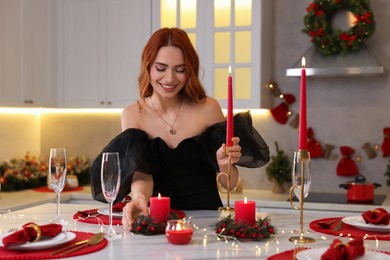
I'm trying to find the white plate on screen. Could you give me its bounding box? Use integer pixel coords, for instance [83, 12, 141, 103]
[0, 231, 76, 251]
[342, 216, 390, 232]
[97, 208, 123, 218]
[297, 248, 390, 260]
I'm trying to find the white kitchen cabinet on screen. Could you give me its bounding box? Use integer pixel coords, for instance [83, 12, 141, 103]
[151, 0, 272, 109]
[0, 0, 57, 107]
[59, 0, 151, 108]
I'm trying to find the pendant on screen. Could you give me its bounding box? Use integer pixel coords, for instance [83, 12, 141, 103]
[170, 129, 176, 135]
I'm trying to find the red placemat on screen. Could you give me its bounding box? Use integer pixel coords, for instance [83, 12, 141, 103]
[310, 217, 390, 241]
[0, 231, 107, 259]
[73, 208, 186, 226]
[33, 186, 84, 193]
[73, 209, 123, 226]
[267, 248, 308, 260]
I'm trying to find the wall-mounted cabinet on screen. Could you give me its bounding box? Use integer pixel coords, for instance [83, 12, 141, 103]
[58, 0, 150, 108]
[0, 0, 57, 107]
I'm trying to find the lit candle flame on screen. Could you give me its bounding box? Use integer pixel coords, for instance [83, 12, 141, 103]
[301, 57, 306, 68]
[244, 196, 247, 204]
[158, 193, 161, 199]
[228, 65, 232, 75]
[176, 223, 182, 231]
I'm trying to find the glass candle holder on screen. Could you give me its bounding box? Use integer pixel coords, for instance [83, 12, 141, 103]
[165, 219, 194, 245]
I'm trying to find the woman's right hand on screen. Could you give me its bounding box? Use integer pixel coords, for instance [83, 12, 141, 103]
[122, 196, 149, 231]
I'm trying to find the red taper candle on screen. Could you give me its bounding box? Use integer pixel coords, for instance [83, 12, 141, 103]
[298, 57, 308, 150]
[226, 66, 234, 147]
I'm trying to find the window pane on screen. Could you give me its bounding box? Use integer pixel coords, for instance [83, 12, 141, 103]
[235, 31, 251, 63]
[180, 0, 196, 28]
[235, 68, 251, 99]
[235, 0, 251, 26]
[214, 67, 229, 99]
[214, 0, 231, 27]
[187, 32, 196, 49]
[161, 0, 177, 27]
[214, 32, 230, 64]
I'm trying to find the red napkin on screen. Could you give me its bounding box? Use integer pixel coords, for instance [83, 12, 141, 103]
[112, 201, 127, 212]
[2, 222, 62, 249]
[362, 208, 390, 225]
[321, 237, 365, 260]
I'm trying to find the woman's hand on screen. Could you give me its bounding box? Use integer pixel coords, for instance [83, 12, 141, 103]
[217, 136, 241, 166]
[122, 196, 149, 231]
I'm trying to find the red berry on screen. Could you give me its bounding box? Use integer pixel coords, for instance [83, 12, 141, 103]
[252, 233, 257, 238]
[142, 221, 147, 226]
[230, 229, 235, 234]
[150, 226, 155, 232]
[136, 226, 142, 232]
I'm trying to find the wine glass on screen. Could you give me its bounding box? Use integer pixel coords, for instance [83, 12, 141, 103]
[101, 152, 121, 238]
[292, 151, 311, 202]
[49, 148, 67, 224]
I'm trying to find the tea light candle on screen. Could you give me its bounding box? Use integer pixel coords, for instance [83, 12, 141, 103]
[165, 220, 194, 245]
[149, 193, 170, 223]
[234, 197, 256, 225]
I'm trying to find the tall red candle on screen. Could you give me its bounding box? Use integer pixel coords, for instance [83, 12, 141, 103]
[234, 197, 256, 225]
[298, 57, 308, 150]
[226, 66, 234, 147]
[149, 193, 170, 223]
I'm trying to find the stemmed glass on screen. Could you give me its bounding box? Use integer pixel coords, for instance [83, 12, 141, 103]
[101, 152, 121, 238]
[49, 148, 67, 224]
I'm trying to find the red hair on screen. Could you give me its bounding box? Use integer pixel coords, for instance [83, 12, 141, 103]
[138, 28, 206, 108]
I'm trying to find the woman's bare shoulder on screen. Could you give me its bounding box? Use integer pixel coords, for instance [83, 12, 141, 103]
[200, 96, 224, 124]
[121, 101, 142, 131]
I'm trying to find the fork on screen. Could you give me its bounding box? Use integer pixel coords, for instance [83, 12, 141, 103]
[7, 228, 18, 233]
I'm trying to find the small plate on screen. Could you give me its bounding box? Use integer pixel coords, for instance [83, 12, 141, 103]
[342, 216, 390, 232]
[0, 231, 76, 251]
[97, 208, 123, 218]
[297, 248, 389, 260]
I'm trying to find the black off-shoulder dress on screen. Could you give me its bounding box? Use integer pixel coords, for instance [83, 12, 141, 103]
[90, 111, 270, 210]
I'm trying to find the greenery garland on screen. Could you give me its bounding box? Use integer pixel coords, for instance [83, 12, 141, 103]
[303, 0, 375, 55]
[213, 214, 276, 241]
[131, 211, 183, 235]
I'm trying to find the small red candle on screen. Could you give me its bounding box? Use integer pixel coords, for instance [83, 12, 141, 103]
[298, 57, 308, 150]
[234, 197, 256, 225]
[226, 65, 234, 147]
[165, 220, 194, 245]
[149, 193, 170, 223]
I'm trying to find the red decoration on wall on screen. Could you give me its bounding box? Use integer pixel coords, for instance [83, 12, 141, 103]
[382, 127, 390, 158]
[307, 127, 323, 158]
[337, 146, 358, 177]
[270, 93, 296, 125]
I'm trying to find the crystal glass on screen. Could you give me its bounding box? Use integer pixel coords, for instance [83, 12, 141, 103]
[49, 148, 67, 224]
[101, 152, 121, 238]
[292, 151, 311, 202]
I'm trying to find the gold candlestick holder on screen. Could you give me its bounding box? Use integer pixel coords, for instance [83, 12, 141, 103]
[216, 158, 235, 212]
[289, 150, 315, 243]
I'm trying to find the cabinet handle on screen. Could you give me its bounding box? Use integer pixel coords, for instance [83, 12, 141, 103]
[107, 101, 112, 105]
[24, 100, 34, 104]
[100, 101, 105, 105]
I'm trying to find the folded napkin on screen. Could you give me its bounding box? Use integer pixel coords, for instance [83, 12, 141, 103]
[362, 208, 390, 225]
[2, 222, 62, 249]
[112, 195, 131, 212]
[321, 237, 365, 260]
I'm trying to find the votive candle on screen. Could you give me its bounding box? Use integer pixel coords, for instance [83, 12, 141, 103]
[234, 197, 256, 225]
[149, 193, 170, 223]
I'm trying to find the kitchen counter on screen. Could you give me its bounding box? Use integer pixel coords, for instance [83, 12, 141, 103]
[1, 187, 389, 214]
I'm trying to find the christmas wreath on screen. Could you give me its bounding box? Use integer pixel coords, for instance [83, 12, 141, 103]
[213, 214, 276, 241]
[303, 0, 375, 55]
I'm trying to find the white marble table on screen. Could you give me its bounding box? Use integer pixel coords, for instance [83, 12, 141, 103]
[1, 203, 390, 259]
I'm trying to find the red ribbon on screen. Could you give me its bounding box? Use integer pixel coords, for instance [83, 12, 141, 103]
[339, 33, 357, 47]
[309, 27, 324, 41]
[354, 12, 373, 24]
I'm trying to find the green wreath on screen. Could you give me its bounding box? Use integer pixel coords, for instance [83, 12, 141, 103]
[303, 0, 375, 55]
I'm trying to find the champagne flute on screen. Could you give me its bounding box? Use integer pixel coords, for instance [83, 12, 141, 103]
[101, 152, 121, 238]
[49, 148, 67, 224]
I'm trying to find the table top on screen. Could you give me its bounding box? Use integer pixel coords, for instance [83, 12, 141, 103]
[1, 203, 389, 259]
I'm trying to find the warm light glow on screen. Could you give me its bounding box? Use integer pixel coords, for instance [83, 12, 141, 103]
[161, 0, 177, 27]
[214, 0, 231, 27]
[0, 107, 122, 115]
[176, 223, 182, 231]
[235, 0, 252, 26]
[180, 0, 196, 28]
[301, 57, 306, 68]
[158, 193, 161, 199]
[244, 196, 247, 204]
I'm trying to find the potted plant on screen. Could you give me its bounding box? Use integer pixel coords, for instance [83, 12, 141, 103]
[266, 142, 292, 193]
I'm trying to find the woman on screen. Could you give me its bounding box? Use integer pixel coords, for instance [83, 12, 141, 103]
[90, 28, 270, 231]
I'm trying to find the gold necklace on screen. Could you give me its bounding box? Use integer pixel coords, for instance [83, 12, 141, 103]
[151, 98, 182, 135]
